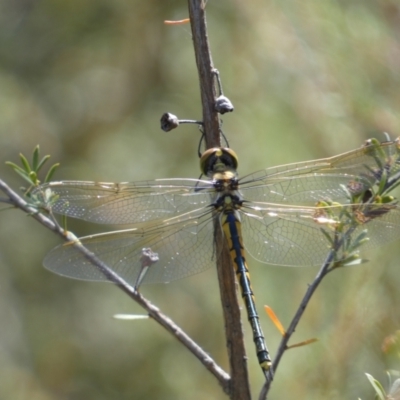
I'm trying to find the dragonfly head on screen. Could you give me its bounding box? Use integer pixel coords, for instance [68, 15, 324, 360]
[200, 148, 238, 177]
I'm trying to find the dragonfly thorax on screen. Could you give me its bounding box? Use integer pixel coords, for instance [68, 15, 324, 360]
[212, 175, 243, 215]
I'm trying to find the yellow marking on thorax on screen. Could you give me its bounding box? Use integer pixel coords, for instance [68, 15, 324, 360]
[213, 170, 236, 181]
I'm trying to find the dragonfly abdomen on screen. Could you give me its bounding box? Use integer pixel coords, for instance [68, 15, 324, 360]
[222, 210, 272, 373]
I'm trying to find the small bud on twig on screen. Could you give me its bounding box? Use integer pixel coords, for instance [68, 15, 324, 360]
[160, 113, 203, 132]
[215, 95, 234, 114]
[160, 113, 180, 132]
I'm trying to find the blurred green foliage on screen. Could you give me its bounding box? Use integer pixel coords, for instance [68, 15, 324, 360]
[1, 0, 400, 399]
[5, 145, 59, 187]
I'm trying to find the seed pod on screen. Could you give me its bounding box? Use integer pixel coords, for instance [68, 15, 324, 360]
[215, 95, 234, 114]
[160, 112, 180, 132]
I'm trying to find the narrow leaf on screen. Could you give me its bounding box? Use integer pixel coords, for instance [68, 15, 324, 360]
[387, 177, 400, 193]
[342, 257, 368, 267]
[19, 153, 31, 173]
[164, 19, 190, 25]
[351, 230, 369, 247]
[320, 227, 334, 246]
[378, 168, 388, 195]
[113, 314, 149, 320]
[29, 171, 38, 185]
[287, 338, 318, 349]
[388, 378, 400, 397]
[5, 163, 32, 184]
[365, 373, 386, 400]
[36, 154, 51, 173]
[32, 145, 40, 171]
[44, 163, 60, 183]
[264, 305, 286, 336]
[5, 161, 28, 176]
[62, 214, 68, 231]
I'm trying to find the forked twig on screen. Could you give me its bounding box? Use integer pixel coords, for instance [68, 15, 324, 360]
[260, 243, 339, 398]
[0, 179, 231, 393]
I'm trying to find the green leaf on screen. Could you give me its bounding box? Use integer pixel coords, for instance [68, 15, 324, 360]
[29, 171, 38, 185]
[364, 138, 386, 171]
[350, 230, 369, 251]
[5, 162, 32, 184]
[342, 256, 368, 267]
[320, 228, 334, 246]
[36, 154, 51, 173]
[62, 214, 68, 230]
[378, 168, 388, 195]
[32, 145, 40, 171]
[365, 373, 386, 400]
[386, 177, 400, 194]
[19, 153, 31, 174]
[389, 378, 400, 397]
[7, 148, 59, 189]
[5, 161, 28, 176]
[12, 168, 31, 183]
[44, 163, 60, 183]
[339, 184, 352, 201]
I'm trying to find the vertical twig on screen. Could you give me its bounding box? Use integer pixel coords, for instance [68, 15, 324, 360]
[188, 1, 252, 399]
[188, 0, 220, 149]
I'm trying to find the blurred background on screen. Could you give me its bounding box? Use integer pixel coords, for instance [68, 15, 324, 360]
[1, 0, 400, 399]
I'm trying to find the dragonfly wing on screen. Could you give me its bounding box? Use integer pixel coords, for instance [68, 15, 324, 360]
[43, 208, 217, 285]
[240, 140, 400, 205]
[356, 206, 400, 247]
[241, 172, 352, 205]
[241, 206, 329, 266]
[31, 179, 214, 225]
[241, 203, 400, 267]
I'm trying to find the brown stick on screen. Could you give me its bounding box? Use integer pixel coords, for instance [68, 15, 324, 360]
[188, 1, 251, 399]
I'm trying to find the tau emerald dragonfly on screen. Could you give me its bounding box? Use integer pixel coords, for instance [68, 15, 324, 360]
[32, 137, 400, 375]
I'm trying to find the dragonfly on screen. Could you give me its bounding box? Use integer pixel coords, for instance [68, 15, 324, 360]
[31, 137, 400, 376]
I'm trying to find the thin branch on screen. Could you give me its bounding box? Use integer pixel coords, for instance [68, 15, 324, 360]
[188, 1, 251, 398]
[260, 228, 357, 399]
[0, 179, 230, 393]
[259, 253, 334, 399]
[188, 0, 221, 149]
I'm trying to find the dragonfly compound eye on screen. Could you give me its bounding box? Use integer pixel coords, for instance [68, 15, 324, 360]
[200, 147, 239, 176]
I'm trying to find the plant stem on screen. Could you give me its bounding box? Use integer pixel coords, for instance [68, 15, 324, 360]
[0, 179, 231, 392]
[188, 1, 251, 398]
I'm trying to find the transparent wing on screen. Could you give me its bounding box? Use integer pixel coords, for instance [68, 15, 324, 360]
[44, 208, 217, 285]
[31, 179, 214, 224]
[241, 206, 327, 266]
[240, 202, 400, 267]
[36, 138, 400, 280]
[239, 139, 400, 205]
[44, 201, 400, 284]
[31, 140, 400, 225]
